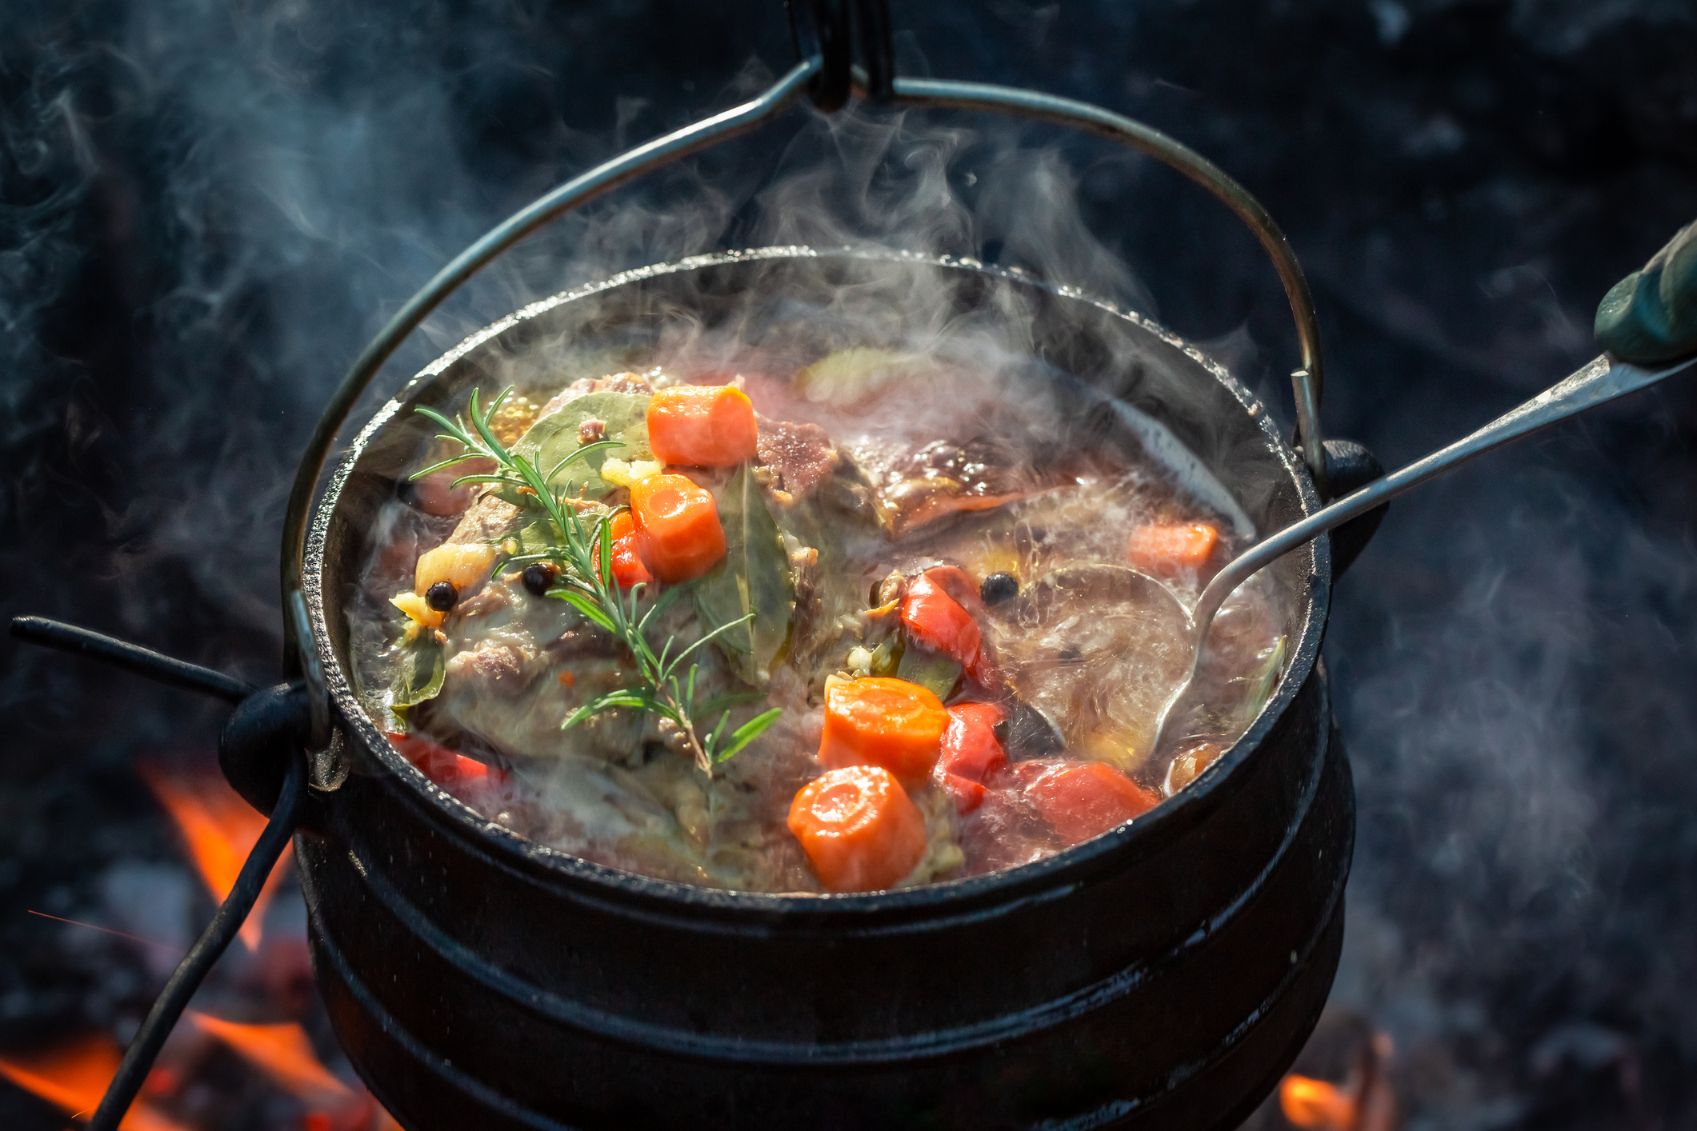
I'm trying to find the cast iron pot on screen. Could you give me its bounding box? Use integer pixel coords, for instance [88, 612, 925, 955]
[294, 247, 1360, 1130]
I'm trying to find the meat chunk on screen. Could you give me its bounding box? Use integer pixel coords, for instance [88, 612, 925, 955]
[540, 371, 656, 415]
[445, 640, 535, 697]
[448, 493, 523, 545]
[756, 418, 839, 499]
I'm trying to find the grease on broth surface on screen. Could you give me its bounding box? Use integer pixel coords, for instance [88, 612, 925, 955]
[350, 350, 1286, 893]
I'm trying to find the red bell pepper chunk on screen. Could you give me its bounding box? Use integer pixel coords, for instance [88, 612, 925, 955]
[386, 732, 507, 792]
[937, 702, 1007, 782]
[938, 772, 988, 814]
[1013, 760, 1160, 842]
[594, 511, 654, 589]
[900, 569, 984, 680]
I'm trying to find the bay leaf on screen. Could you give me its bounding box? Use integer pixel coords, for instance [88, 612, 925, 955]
[1235, 634, 1287, 729]
[392, 638, 446, 709]
[513, 391, 651, 500]
[693, 462, 794, 683]
[895, 644, 962, 701]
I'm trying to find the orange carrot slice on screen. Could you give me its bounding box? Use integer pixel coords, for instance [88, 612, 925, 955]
[1125, 521, 1220, 577]
[646, 384, 759, 468]
[628, 473, 726, 582]
[788, 765, 927, 892]
[818, 676, 950, 785]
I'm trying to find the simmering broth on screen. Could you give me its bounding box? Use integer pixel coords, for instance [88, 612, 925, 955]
[350, 342, 1286, 893]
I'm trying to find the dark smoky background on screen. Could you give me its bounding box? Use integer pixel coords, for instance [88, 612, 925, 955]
[3, 1, 1695, 1128]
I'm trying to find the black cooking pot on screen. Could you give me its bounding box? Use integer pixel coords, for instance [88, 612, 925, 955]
[295, 246, 1359, 1130]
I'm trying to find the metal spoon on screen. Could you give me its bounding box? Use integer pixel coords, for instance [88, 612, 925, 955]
[1144, 349, 1697, 755]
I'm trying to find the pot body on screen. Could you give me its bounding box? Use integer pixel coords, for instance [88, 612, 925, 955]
[299, 249, 1353, 1129]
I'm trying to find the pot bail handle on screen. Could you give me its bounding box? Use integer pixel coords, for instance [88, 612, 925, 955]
[282, 7, 1335, 663]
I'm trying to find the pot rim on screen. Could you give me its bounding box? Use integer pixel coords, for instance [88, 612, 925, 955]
[302, 244, 1330, 917]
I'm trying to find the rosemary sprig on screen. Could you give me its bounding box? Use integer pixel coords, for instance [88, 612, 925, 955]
[411, 387, 782, 774]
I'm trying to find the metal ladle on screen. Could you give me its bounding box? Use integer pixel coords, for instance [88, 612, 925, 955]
[1145, 348, 1697, 756]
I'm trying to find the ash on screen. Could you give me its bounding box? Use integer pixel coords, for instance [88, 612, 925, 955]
[3, 1, 1695, 1128]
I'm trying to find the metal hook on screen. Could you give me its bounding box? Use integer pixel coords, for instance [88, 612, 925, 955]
[787, 0, 851, 111]
[851, 0, 895, 102]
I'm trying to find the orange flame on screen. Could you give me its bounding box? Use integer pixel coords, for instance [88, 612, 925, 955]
[187, 1013, 350, 1101]
[1280, 1073, 1358, 1130]
[141, 764, 292, 949]
[0, 1035, 187, 1131]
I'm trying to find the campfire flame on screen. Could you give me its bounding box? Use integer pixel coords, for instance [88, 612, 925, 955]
[140, 763, 292, 949]
[1280, 1073, 1358, 1130]
[187, 1012, 351, 1101]
[0, 1036, 187, 1131]
[1278, 1025, 1398, 1131]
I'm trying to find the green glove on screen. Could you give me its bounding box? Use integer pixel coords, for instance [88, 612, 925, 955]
[1595, 220, 1697, 364]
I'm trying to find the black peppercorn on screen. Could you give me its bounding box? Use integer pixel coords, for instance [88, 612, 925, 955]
[522, 562, 559, 597]
[425, 581, 459, 612]
[979, 571, 1019, 606]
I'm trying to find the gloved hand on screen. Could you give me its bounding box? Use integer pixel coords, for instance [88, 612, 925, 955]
[1595, 220, 1697, 365]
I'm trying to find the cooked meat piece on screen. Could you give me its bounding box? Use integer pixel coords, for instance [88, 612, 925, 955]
[756, 418, 839, 499]
[448, 493, 523, 545]
[540, 371, 655, 415]
[445, 640, 535, 697]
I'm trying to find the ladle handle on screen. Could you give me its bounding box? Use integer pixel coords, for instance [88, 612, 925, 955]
[1596, 219, 1697, 366]
[1193, 351, 1697, 631]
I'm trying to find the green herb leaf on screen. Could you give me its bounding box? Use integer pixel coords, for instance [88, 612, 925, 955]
[1235, 634, 1287, 728]
[513, 391, 652, 500]
[714, 707, 785, 763]
[693, 462, 795, 683]
[392, 638, 446, 709]
[551, 588, 619, 634]
[896, 644, 962, 701]
[563, 688, 658, 729]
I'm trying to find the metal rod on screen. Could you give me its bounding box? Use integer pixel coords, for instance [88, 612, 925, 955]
[1150, 350, 1697, 752]
[279, 58, 820, 664]
[882, 75, 1329, 491]
[1194, 351, 1696, 631]
[89, 751, 304, 1131]
[10, 616, 253, 704]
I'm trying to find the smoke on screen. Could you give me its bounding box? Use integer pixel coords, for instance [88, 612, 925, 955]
[4, 0, 1695, 1123]
[1, 0, 1179, 678]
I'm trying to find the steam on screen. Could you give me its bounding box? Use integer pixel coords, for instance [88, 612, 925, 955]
[1310, 396, 1697, 1124]
[8, 0, 1689, 1120]
[3, 1, 1179, 682]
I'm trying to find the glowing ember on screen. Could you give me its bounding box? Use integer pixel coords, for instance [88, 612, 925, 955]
[187, 1012, 351, 1101]
[0, 1036, 186, 1131]
[1280, 1073, 1358, 1129]
[140, 763, 292, 949]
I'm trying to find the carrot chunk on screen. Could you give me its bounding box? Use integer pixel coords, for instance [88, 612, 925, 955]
[646, 384, 759, 468]
[1014, 760, 1160, 842]
[592, 511, 654, 589]
[818, 676, 950, 785]
[1125, 521, 1221, 577]
[900, 569, 984, 679]
[628, 473, 726, 582]
[788, 765, 927, 892]
[936, 702, 1007, 783]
